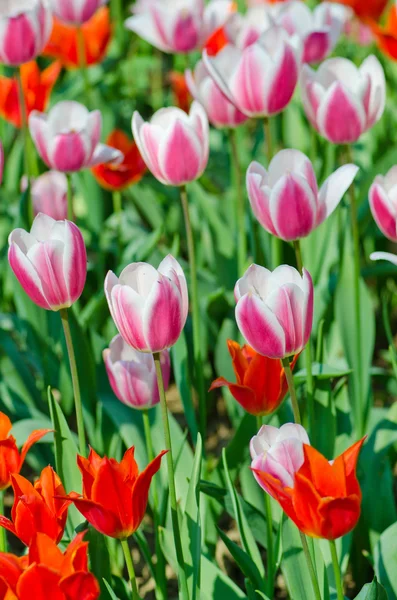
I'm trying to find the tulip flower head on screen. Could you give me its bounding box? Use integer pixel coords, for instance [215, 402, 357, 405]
[8, 214, 87, 311]
[210, 340, 299, 416]
[51, 0, 109, 25]
[0, 0, 53, 66]
[186, 60, 248, 128]
[369, 165, 397, 242]
[64, 446, 167, 539]
[132, 101, 209, 186]
[0, 412, 51, 491]
[235, 264, 313, 359]
[300, 55, 386, 144]
[29, 101, 123, 173]
[105, 255, 188, 353]
[247, 149, 358, 241]
[31, 171, 68, 220]
[0, 466, 69, 546]
[253, 438, 365, 539]
[203, 26, 301, 118]
[103, 335, 171, 409]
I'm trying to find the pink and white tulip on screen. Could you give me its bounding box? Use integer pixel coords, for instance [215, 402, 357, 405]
[300, 55, 386, 144]
[369, 166, 397, 242]
[247, 149, 358, 241]
[370, 252, 397, 266]
[105, 255, 188, 353]
[8, 214, 87, 311]
[50, 0, 108, 25]
[224, 5, 277, 49]
[0, 0, 53, 66]
[203, 27, 301, 118]
[250, 423, 310, 496]
[235, 264, 313, 359]
[132, 102, 209, 186]
[125, 0, 234, 54]
[185, 60, 248, 129]
[31, 171, 68, 221]
[103, 335, 171, 410]
[29, 101, 123, 173]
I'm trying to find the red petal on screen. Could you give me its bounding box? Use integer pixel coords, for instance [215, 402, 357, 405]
[19, 429, 52, 467]
[69, 497, 123, 538]
[60, 572, 100, 600]
[131, 451, 167, 533]
[17, 564, 63, 600]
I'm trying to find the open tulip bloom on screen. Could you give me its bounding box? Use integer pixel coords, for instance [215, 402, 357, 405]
[369, 165, 397, 242]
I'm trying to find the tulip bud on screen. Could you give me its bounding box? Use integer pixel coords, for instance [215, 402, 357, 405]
[30, 171, 68, 221]
[235, 264, 313, 359]
[8, 214, 87, 311]
[50, 0, 108, 25]
[369, 166, 397, 242]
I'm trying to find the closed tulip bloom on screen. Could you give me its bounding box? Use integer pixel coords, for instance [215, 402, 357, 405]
[103, 335, 171, 409]
[0, 467, 69, 546]
[29, 101, 123, 173]
[300, 55, 386, 144]
[247, 149, 359, 241]
[132, 102, 209, 186]
[235, 264, 313, 359]
[105, 255, 188, 353]
[203, 27, 300, 118]
[250, 423, 310, 495]
[8, 214, 87, 311]
[369, 166, 397, 242]
[186, 60, 248, 128]
[210, 340, 298, 416]
[31, 171, 68, 220]
[0, 412, 51, 491]
[51, 0, 108, 25]
[0, 0, 53, 66]
[64, 446, 167, 539]
[253, 438, 365, 539]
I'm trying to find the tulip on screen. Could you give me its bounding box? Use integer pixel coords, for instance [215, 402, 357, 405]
[250, 423, 310, 495]
[0, 412, 51, 491]
[105, 255, 188, 353]
[247, 149, 359, 241]
[0, 0, 53, 66]
[103, 335, 171, 409]
[0, 531, 100, 600]
[210, 340, 299, 415]
[29, 101, 123, 173]
[43, 7, 112, 68]
[186, 60, 248, 128]
[369, 166, 397, 241]
[203, 27, 301, 118]
[64, 446, 166, 539]
[300, 55, 386, 144]
[370, 251, 397, 266]
[30, 171, 68, 220]
[51, 0, 108, 25]
[8, 214, 87, 312]
[328, 0, 387, 21]
[372, 5, 397, 61]
[92, 130, 147, 191]
[0, 467, 69, 546]
[235, 264, 313, 359]
[0, 61, 61, 129]
[132, 101, 209, 186]
[253, 438, 365, 539]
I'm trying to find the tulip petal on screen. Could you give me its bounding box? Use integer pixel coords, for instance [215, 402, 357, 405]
[317, 495, 361, 539]
[8, 242, 51, 310]
[317, 82, 365, 144]
[60, 572, 100, 600]
[236, 293, 285, 358]
[360, 55, 386, 127]
[29, 111, 51, 166]
[17, 564, 62, 600]
[266, 44, 298, 115]
[142, 275, 184, 352]
[88, 143, 124, 167]
[370, 251, 397, 266]
[19, 429, 52, 467]
[317, 164, 359, 225]
[158, 120, 202, 185]
[131, 450, 167, 532]
[302, 31, 331, 64]
[269, 173, 317, 241]
[247, 162, 278, 236]
[69, 497, 122, 538]
[369, 182, 397, 241]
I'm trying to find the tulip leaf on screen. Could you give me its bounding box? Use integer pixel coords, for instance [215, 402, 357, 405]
[375, 521, 397, 598]
[355, 578, 388, 600]
[217, 527, 265, 594]
[103, 579, 120, 600]
[293, 363, 352, 384]
[171, 333, 198, 443]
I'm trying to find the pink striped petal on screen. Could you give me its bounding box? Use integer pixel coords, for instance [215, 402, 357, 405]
[49, 133, 88, 172]
[369, 182, 397, 241]
[142, 275, 184, 352]
[107, 283, 147, 351]
[317, 164, 359, 226]
[235, 293, 285, 358]
[269, 174, 317, 240]
[229, 45, 269, 116]
[360, 55, 386, 128]
[26, 240, 70, 309]
[158, 255, 189, 324]
[246, 163, 278, 236]
[266, 283, 305, 354]
[54, 221, 87, 304]
[158, 120, 202, 185]
[370, 252, 397, 266]
[133, 115, 164, 183]
[3, 14, 36, 65]
[8, 242, 51, 310]
[302, 31, 331, 64]
[317, 82, 365, 143]
[268, 149, 318, 197]
[172, 12, 200, 52]
[29, 112, 51, 167]
[267, 44, 299, 115]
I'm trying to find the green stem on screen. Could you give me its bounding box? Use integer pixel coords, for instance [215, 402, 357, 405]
[263, 117, 273, 161]
[256, 415, 274, 595]
[111, 0, 124, 46]
[153, 352, 190, 600]
[264, 117, 282, 268]
[228, 129, 246, 276]
[60, 308, 86, 457]
[151, 49, 163, 111]
[180, 185, 206, 440]
[16, 68, 34, 224]
[330, 540, 344, 600]
[300, 532, 322, 600]
[67, 174, 73, 221]
[113, 190, 122, 214]
[281, 356, 301, 425]
[76, 27, 91, 103]
[0, 492, 7, 553]
[121, 539, 141, 600]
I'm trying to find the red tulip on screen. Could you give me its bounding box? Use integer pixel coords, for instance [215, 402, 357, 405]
[328, 0, 387, 22]
[168, 72, 192, 114]
[372, 5, 397, 60]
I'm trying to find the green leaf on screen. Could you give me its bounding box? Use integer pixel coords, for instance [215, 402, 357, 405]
[218, 528, 264, 593]
[355, 578, 388, 600]
[375, 522, 397, 598]
[171, 334, 198, 443]
[294, 363, 352, 384]
[103, 579, 120, 600]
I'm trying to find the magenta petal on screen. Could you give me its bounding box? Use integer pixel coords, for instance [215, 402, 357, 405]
[247, 167, 278, 237]
[142, 275, 184, 352]
[59, 221, 87, 303]
[267, 45, 299, 115]
[302, 31, 331, 64]
[369, 182, 397, 242]
[29, 113, 51, 167]
[3, 14, 36, 65]
[172, 13, 200, 52]
[50, 133, 88, 172]
[229, 45, 267, 115]
[266, 284, 303, 355]
[26, 240, 70, 309]
[8, 243, 51, 310]
[110, 285, 147, 351]
[235, 293, 285, 358]
[158, 120, 202, 186]
[317, 83, 365, 144]
[269, 174, 317, 241]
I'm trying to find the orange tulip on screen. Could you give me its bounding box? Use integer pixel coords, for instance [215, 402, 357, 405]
[0, 531, 100, 600]
[168, 72, 191, 114]
[0, 466, 69, 546]
[253, 438, 365, 539]
[328, 0, 387, 22]
[64, 446, 167, 539]
[92, 130, 147, 191]
[42, 7, 111, 69]
[0, 412, 51, 491]
[372, 5, 397, 59]
[210, 340, 298, 416]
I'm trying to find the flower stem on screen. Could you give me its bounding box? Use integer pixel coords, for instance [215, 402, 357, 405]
[113, 190, 122, 214]
[281, 356, 301, 425]
[60, 308, 86, 458]
[264, 117, 282, 268]
[67, 173, 73, 222]
[0, 491, 7, 553]
[153, 352, 190, 600]
[330, 540, 344, 600]
[180, 185, 206, 440]
[300, 532, 322, 600]
[228, 129, 246, 276]
[263, 117, 273, 161]
[111, 0, 124, 46]
[16, 67, 34, 224]
[256, 415, 274, 595]
[76, 27, 91, 103]
[121, 539, 141, 600]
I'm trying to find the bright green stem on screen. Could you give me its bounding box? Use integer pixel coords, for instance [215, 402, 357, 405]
[111, 0, 124, 45]
[16, 68, 34, 224]
[281, 356, 301, 425]
[113, 190, 122, 214]
[0, 492, 7, 553]
[263, 117, 273, 161]
[300, 533, 322, 600]
[330, 540, 344, 600]
[77, 27, 91, 102]
[264, 117, 282, 268]
[67, 174, 73, 221]
[256, 415, 274, 595]
[60, 308, 86, 458]
[121, 539, 141, 600]
[153, 352, 190, 600]
[180, 185, 206, 440]
[228, 129, 246, 276]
